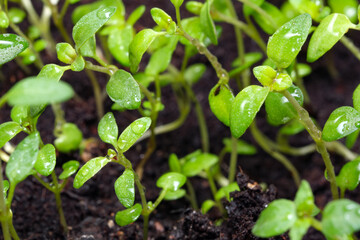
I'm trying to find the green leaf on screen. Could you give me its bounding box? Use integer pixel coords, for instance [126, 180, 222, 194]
[10, 106, 29, 125]
[209, 84, 235, 126]
[252, 199, 297, 238]
[115, 169, 135, 208]
[127, 5, 146, 26]
[289, 218, 311, 240]
[265, 85, 304, 126]
[0, 11, 9, 28]
[70, 55, 85, 72]
[279, 119, 305, 135]
[328, 0, 358, 23]
[98, 112, 118, 146]
[336, 159, 360, 191]
[7, 77, 74, 106]
[2, 180, 9, 199]
[252, 2, 287, 35]
[108, 25, 133, 67]
[73, 156, 110, 189]
[307, 13, 354, 62]
[73, 6, 116, 51]
[59, 160, 80, 180]
[164, 189, 186, 201]
[106, 70, 141, 110]
[322, 199, 360, 238]
[0, 33, 29, 65]
[253, 65, 277, 87]
[79, 36, 96, 58]
[322, 106, 360, 142]
[115, 203, 142, 226]
[38, 64, 67, 82]
[353, 83, 360, 112]
[215, 182, 240, 201]
[179, 17, 210, 46]
[184, 63, 207, 85]
[54, 123, 83, 153]
[156, 172, 187, 191]
[8, 8, 26, 24]
[33, 39, 46, 52]
[346, 129, 360, 149]
[294, 180, 319, 217]
[129, 29, 161, 73]
[243, 0, 264, 17]
[222, 138, 257, 155]
[200, 0, 217, 45]
[186, 1, 203, 15]
[170, 0, 184, 9]
[0, 122, 22, 148]
[6, 132, 40, 185]
[150, 8, 175, 30]
[289, 0, 322, 20]
[201, 199, 216, 214]
[230, 85, 270, 138]
[182, 153, 218, 177]
[169, 153, 182, 173]
[267, 13, 312, 69]
[118, 117, 151, 152]
[34, 144, 56, 176]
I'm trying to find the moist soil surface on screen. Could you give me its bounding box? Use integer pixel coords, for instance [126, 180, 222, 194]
[1, 0, 360, 239]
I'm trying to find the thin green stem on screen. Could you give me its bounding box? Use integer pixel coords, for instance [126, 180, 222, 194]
[32, 174, 54, 192]
[8, 220, 19, 240]
[0, 163, 11, 240]
[228, 136, 238, 183]
[85, 69, 104, 120]
[326, 141, 358, 161]
[186, 181, 199, 210]
[51, 172, 68, 234]
[0, 93, 8, 109]
[311, 218, 322, 232]
[282, 90, 339, 199]
[6, 184, 15, 208]
[206, 169, 225, 215]
[340, 36, 360, 62]
[142, 214, 149, 240]
[293, 61, 310, 104]
[85, 61, 113, 75]
[192, 93, 209, 153]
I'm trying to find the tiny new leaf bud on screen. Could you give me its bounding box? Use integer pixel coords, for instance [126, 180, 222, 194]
[253, 65, 277, 87]
[70, 55, 85, 72]
[186, 1, 203, 15]
[0, 11, 9, 28]
[170, 0, 184, 9]
[272, 73, 292, 91]
[150, 8, 175, 31]
[56, 43, 77, 64]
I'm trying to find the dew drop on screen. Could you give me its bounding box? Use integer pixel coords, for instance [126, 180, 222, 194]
[96, 7, 115, 20]
[131, 123, 146, 134]
[355, 121, 360, 128]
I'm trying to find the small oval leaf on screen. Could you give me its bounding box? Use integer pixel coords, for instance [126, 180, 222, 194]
[267, 13, 312, 69]
[54, 123, 83, 153]
[307, 13, 354, 62]
[156, 172, 187, 191]
[230, 85, 270, 138]
[294, 180, 319, 217]
[182, 153, 218, 177]
[118, 117, 151, 152]
[98, 112, 118, 146]
[336, 159, 360, 191]
[322, 106, 360, 142]
[108, 26, 133, 67]
[209, 84, 235, 126]
[73, 156, 110, 189]
[164, 189, 186, 201]
[0, 33, 29, 65]
[115, 169, 135, 208]
[0, 122, 22, 148]
[115, 203, 142, 226]
[59, 160, 80, 180]
[38, 64, 67, 82]
[200, 0, 218, 45]
[215, 182, 240, 201]
[34, 144, 56, 176]
[106, 70, 141, 110]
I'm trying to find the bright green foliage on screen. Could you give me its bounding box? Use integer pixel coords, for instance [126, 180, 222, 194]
[115, 169, 135, 208]
[222, 138, 257, 155]
[79, 37, 97, 58]
[209, 84, 234, 126]
[98, 112, 118, 147]
[6, 132, 40, 185]
[115, 203, 142, 226]
[0, 33, 29, 65]
[8, 7, 26, 24]
[215, 182, 240, 201]
[118, 117, 151, 152]
[34, 144, 56, 176]
[73, 156, 110, 189]
[106, 70, 141, 110]
[7, 77, 74, 106]
[251, 2, 287, 35]
[54, 123, 83, 153]
[59, 160, 80, 180]
[170, 0, 184, 9]
[230, 85, 270, 138]
[10, 106, 29, 125]
[322, 199, 360, 238]
[127, 5, 146, 26]
[180, 17, 211, 46]
[129, 29, 162, 73]
[108, 25, 133, 67]
[322, 106, 360, 141]
[289, 218, 311, 240]
[56, 43, 77, 64]
[186, 1, 203, 15]
[230, 52, 263, 77]
[328, 0, 358, 23]
[2, 180, 9, 199]
[169, 154, 182, 173]
[156, 172, 187, 191]
[265, 85, 304, 126]
[353, 84, 360, 112]
[184, 63, 206, 85]
[294, 180, 319, 217]
[73, 6, 116, 51]
[0, 122, 22, 148]
[70, 55, 85, 71]
[336, 159, 360, 191]
[243, 0, 264, 17]
[289, 0, 322, 20]
[252, 199, 297, 237]
[201, 199, 216, 214]
[150, 8, 175, 32]
[182, 153, 218, 177]
[290, 63, 312, 79]
[33, 39, 46, 52]
[253, 65, 277, 87]
[346, 129, 360, 149]
[0, 11, 9, 28]
[38, 64, 67, 81]
[307, 13, 354, 62]
[164, 189, 186, 200]
[279, 119, 305, 135]
[267, 13, 312, 69]
[200, 0, 218, 45]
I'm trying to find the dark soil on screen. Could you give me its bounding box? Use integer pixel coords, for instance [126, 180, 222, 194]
[1, 0, 360, 239]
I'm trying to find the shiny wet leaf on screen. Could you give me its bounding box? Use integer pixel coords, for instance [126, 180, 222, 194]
[115, 169, 135, 208]
[34, 144, 56, 176]
[98, 112, 118, 146]
[0, 33, 28, 65]
[118, 117, 151, 152]
[209, 84, 234, 126]
[156, 172, 187, 191]
[115, 203, 142, 226]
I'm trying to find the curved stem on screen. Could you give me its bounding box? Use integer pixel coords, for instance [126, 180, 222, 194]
[186, 181, 199, 210]
[282, 90, 339, 199]
[84, 69, 104, 120]
[340, 36, 360, 61]
[228, 136, 238, 183]
[51, 172, 68, 234]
